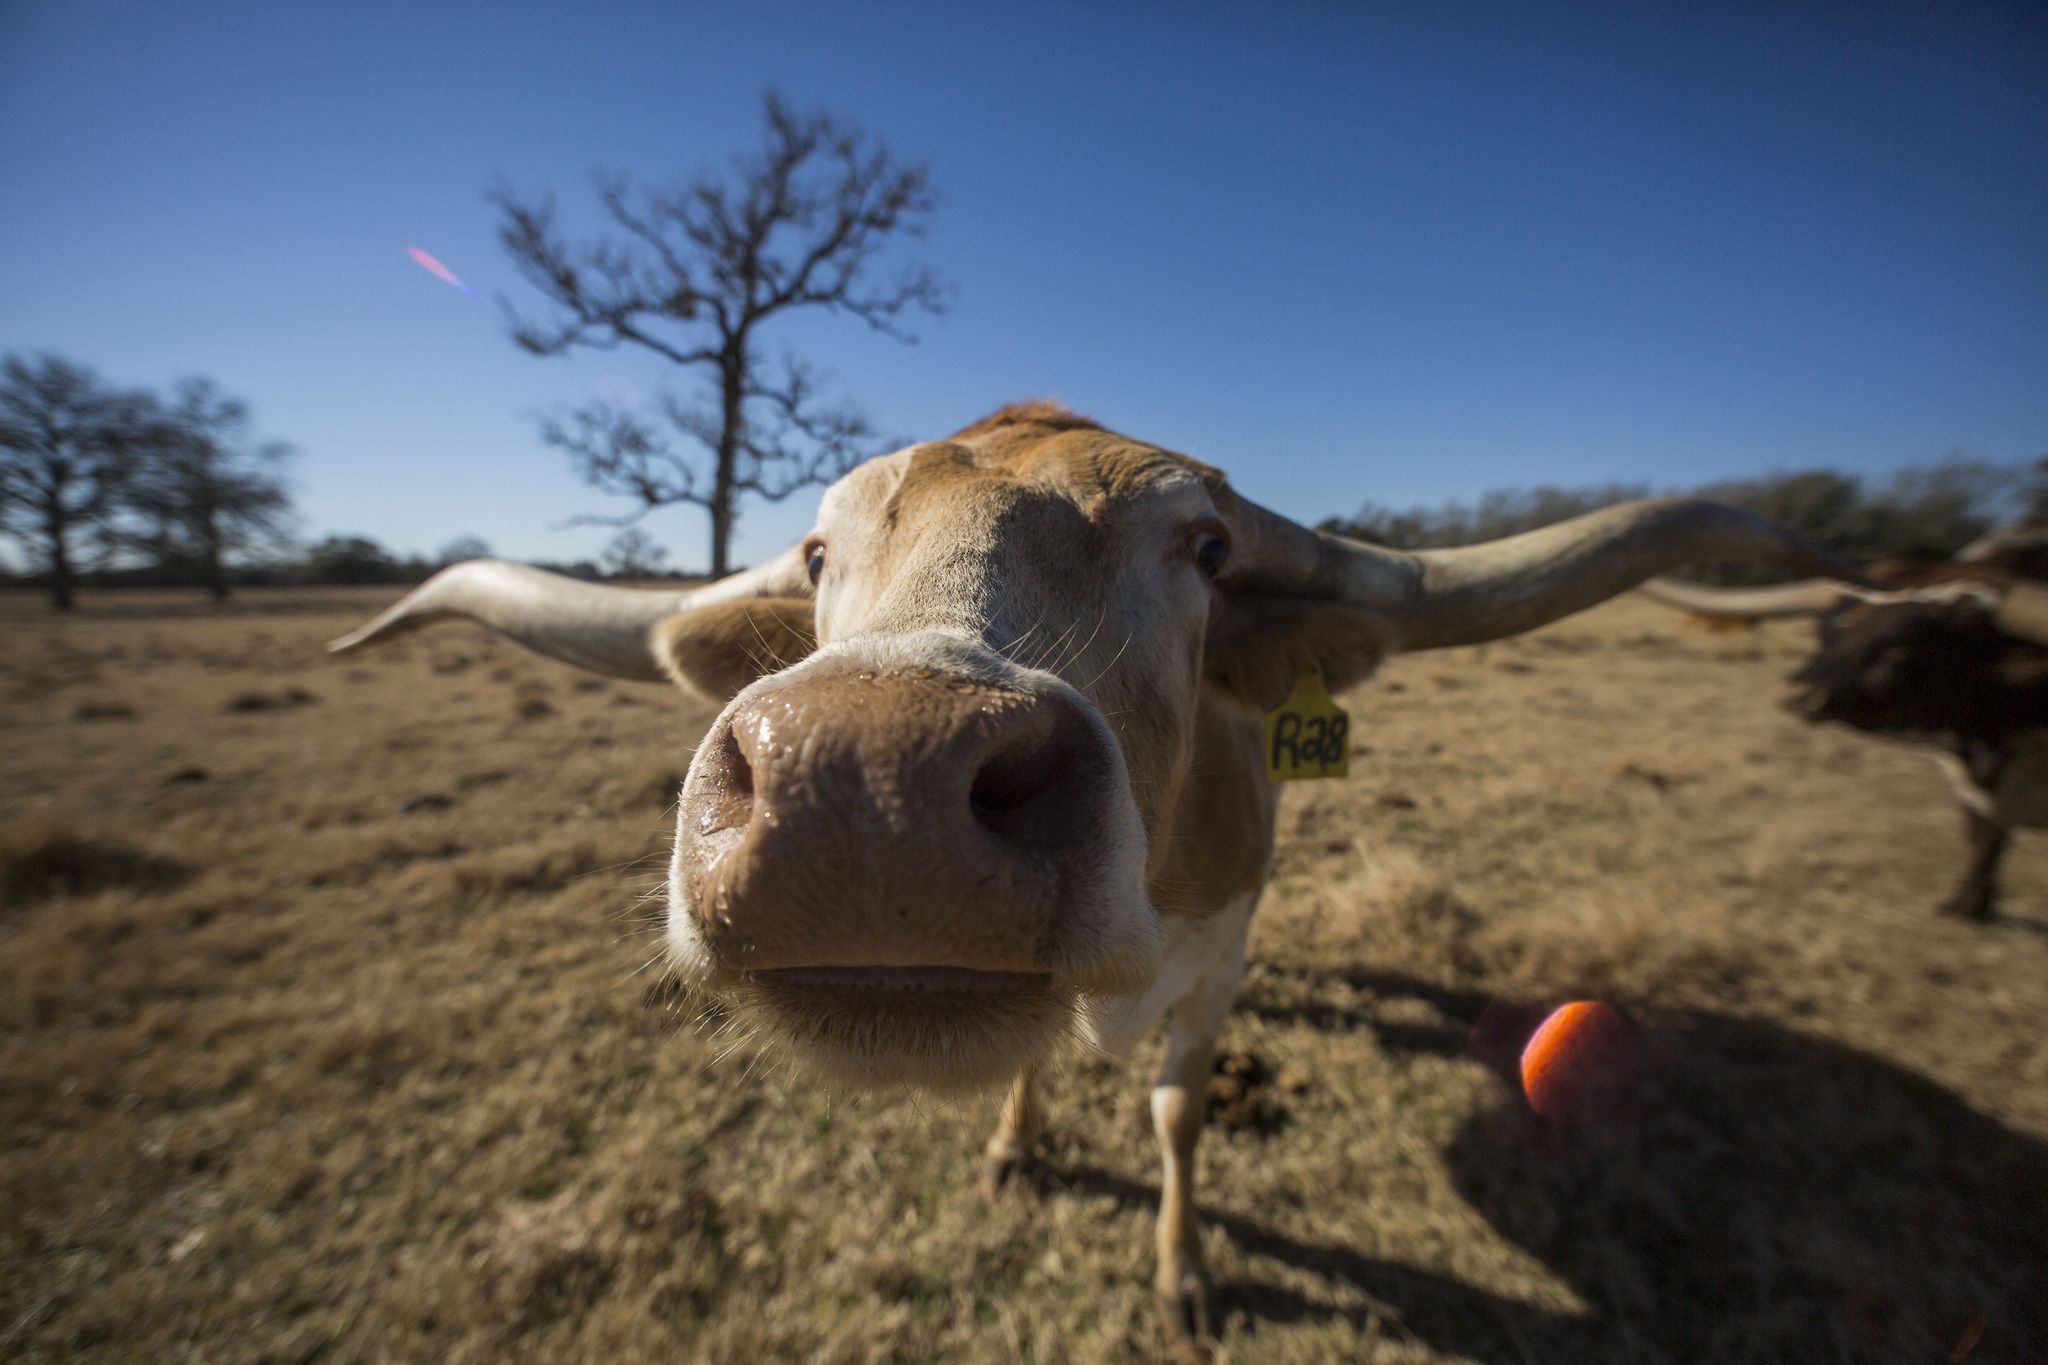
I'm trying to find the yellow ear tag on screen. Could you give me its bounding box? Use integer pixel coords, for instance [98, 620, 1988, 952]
[1265, 664, 1350, 782]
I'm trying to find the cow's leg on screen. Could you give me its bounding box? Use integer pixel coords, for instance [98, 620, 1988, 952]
[1938, 807, 2008, 922]
[978, 1067, 1043, 1195]
[1150, 903, 1252, 1353]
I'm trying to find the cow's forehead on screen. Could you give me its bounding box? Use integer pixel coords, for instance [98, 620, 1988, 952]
[819, 428, 1224, 532]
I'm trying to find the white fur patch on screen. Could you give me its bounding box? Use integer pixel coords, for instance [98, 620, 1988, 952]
[1080, 896, 1257, 1058]
[1935, 730, 2048, 828]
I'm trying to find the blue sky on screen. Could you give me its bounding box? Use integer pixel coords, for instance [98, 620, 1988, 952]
[2, 1, 2043, 572]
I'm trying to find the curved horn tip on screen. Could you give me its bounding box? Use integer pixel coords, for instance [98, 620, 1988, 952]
[1634, 575, 1853, 620]
[324, 610, 436, 653]
[325, 625, 381, 654]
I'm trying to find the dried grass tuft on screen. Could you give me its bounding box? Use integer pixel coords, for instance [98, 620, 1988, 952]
[615, 756, 686, 811]
[467, 1164, 730, 1336]
[223, 687, 318, 714]
[1280, 845, 1490, 979]
[0, 821, 191, 905]
[392, 835, 632, 906]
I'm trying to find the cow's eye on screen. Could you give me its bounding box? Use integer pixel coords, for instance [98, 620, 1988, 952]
[1194, 532, 1228, 579]
[806, 545, 826, 585]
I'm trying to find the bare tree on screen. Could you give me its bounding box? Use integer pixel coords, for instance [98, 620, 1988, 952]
[600, 526, 669, 580]
[436, 534, 494, 566]
[492, 93, 945, 577]
[0, 353, 146, 611]
[129, 378, 296, 601]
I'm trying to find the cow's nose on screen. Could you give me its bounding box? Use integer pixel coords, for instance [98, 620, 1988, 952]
[674, 662, 1121, 975]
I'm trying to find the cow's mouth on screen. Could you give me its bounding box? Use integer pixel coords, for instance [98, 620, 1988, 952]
[731, 966, 1071, 1090]
[763, 966, 1052, 993]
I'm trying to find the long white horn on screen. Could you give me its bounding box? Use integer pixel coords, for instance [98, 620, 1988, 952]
[1300, 499, 1869, 650]
[1637, 572, 2048, 646]
[1958, 523, 2048, 563]
[1634, 576, 1851, 619]
[326, 546, 811, 682]
[1221, 496, 1871, 650]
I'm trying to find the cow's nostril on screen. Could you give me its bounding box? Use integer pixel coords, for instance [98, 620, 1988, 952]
[722, 725, 756, 799]
[971, 736, 1065, 811]
[696, 721, 755, 836]
[970, 726, 1089, 852]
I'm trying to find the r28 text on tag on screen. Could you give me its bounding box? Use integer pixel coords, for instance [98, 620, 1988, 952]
[1265, 665, 1351, 782]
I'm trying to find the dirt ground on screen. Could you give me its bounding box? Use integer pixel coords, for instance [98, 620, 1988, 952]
[2, 585, 2044, 1364]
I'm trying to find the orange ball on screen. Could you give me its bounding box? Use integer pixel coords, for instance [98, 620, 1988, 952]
[1520, 1000, 1631, 1118]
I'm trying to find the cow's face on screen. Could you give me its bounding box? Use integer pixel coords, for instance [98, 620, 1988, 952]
[807, 438, 1229, 843]
[659, 429, 1290, 1089]
[1783, 598, 2048, 739]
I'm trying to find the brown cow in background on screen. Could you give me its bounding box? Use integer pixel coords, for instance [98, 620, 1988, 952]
[1642, 526, 2048, 921]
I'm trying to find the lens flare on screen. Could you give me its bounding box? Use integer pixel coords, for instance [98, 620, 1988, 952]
[1520, 1000, 1632, 1118]
[406, 246, 477, 297]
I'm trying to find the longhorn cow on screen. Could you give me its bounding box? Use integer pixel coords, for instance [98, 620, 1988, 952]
[1639, 529, 2048, 922]
[332, 403, 1859, 1349]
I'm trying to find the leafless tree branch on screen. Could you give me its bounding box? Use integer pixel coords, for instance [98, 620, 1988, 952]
[492, 93, 945, 575]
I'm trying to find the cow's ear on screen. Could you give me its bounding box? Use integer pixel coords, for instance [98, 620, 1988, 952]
[653, 597, 819, 700]
[1203, 596, 1395, 711]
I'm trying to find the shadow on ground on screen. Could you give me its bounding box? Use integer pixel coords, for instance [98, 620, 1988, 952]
[1066, 971, 2048, 1364]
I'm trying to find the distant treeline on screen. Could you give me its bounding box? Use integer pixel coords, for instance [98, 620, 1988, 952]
[1320, 458, 2048, 581]
[5, 535, 477, 591]
[0, 352, 694, 606]
[0, 532, 697, 592]
[1, 353, 303, 609]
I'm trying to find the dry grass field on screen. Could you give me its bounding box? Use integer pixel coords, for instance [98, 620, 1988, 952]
[3, 585, 2045, 1364]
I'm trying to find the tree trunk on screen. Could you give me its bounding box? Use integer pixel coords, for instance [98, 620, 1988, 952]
[49, 534, 73, 611]
[709, 501, 734, 580]
[45, 489, 73, 613]
[202, 506, 229, 602]
[711, 349, 745, 579]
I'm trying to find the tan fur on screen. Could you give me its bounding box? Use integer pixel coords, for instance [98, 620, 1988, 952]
[978, 1069, 1046, 1196]
[651, 597, 818, 699]
[1203, 597, 1397, 711]
[1150, 693, 1280, 917]
[945, 399, 1104, 440]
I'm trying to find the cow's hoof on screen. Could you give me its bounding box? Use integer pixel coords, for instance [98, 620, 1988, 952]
[1156, 1264, 1217, 1360]
[977, 1143, 1032, 1198]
